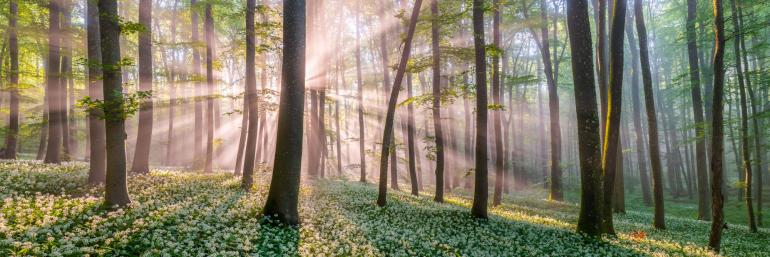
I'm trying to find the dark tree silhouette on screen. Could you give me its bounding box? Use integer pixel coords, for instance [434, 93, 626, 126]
[707, 0, 726, 250]
[262, 0, 306, 225]
[470, 0, 488, 219]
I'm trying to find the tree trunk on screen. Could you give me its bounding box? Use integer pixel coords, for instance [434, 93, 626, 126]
[44, 0, 62, 164]
[491, 0, 503, 206]
[430, 0, 445, 203]
[355, 1, 367, 182]
[634, 0, 665, 230]
[567, 0, 603, 237]
[99, 0, 131, 207]
[165, 0, 179, 166]
[261, 0, 306, 225]
[739, 7, 763, 229]
[729, 0, 757, 232]
[625, 14, 651, 206]
[203, 3, 215, 173]
[375, 0, 423, 207]
[5, 0, 19, 159]
[470, 0, 488, 219]
[685, 0, 711, 220]
[86, 0, 106, 184]
[240, 0, 260, 189]
[540, 0, 563, 201]
[59, 0, 72, 160]
[132, 0, 153, 174]
[707, 0, 726, 250]
[191, 0, 203, 169]
[407, 73, 418, 196]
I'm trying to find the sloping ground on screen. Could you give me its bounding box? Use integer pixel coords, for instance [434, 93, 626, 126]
[0, 161, 767, 256]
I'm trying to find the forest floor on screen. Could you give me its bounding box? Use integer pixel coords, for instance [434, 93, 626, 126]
[1, 161, 768, 256]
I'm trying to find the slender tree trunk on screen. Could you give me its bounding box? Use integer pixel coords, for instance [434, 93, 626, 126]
[240, 0, 260, 189]
[262, 0, 306, 225]
[375, 0, 422, 207]
[685, 0, 711, 220]
[5, 0, 19, 159]
[490, 0, 503, 206]
[540, 0, 563, 201]
[567, 0, 603, 236]
[191, 0, 204, 169]
[100, 0, 131, 207]
[44, 0, 62, 164]
[335, 61, 344, 176]
[729, 0, 757, 232]
[355, 6, 367, 183]
[132, 0, 153, 174]
[166, 0, 179, 166]
[407, 73, 418, 196]
[625, 15, 651, 206]
[203, 3, 215, 173]
[470, 0, 488, 219]
[430, 0, 445, 203]
[739, 8, 763, 229]
[708, 0, 727, 250]
[635, 0, 665, 230]
[59, 0, 72, 160]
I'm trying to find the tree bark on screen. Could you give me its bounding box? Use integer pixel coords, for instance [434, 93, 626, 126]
[191, 0, 204, 169]
[708, 0, 726, 250]
[625, 15, 651, 206]
[203, 3, 215, 173]
[406, 73, 418, 196]
[430, 0, 445, 203]
[491, 0, 504, 206]
[100, 0, 131, 207]
[355, 1, 367, 182]
[132, 0, 153, 174]
[86, 0, 106, 184]
[5, 0, 19, 159]
[44, 0, 62, 164]
[262, 0, 306, 225]
[240, 0, 259, 189]
[470, 0, 488, 219]
[567, 0, 603, 236]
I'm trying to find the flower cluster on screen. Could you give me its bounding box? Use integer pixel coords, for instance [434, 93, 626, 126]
[0, 160, 767, 256]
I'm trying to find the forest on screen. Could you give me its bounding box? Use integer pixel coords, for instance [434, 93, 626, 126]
[0, 0, 768, 255]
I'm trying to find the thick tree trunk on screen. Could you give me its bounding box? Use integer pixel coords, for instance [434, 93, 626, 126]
[470, 0, 488, 219]
[707, 0, 726, 250]
[375, 0, 423, 207]
[635, 0, 665, 230]
[132, 0, 153, 174]
[262, 0, 306, 225]
[86, 0, 106, 184]
[567, 0, 603, 236]
[99, 0, 131, 207]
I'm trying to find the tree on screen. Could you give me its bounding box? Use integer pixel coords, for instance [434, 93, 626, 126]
[44, 0, 62, 164]
[132, 0, 154, 174]
[406, 73, 418, 196]
[707, 0, 726, 250]
[4, 0, 19, 159]
[491, 0, 503, 206]
[86, 0, 106, 184]
[625, 14, 652, 206]
[262, 0, 306, 225]
[430, 0, 445, 203]
[240, 0, 260, 189]
[634, 0, 665, 230]
[203, 3, 215, 173]
[100, 0, 131, 207]
[355, 0, 366, 183]
[191, 0, 204, 169]
[567, 0, 603, 236]
[686, 0, 711, 221]
[470, 0, 488, 219]
[537, 0, 563, 201]
[600, 0, 627, 235]
[375, 0, 423, 207]
[728, 0, 757, 233]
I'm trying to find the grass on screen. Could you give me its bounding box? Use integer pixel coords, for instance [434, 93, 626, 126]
[0, 160, 768, 256]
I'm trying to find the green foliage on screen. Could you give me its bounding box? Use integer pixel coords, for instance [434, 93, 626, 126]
[76, 90, 152, 121]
